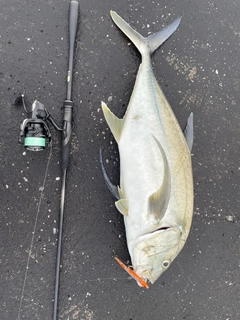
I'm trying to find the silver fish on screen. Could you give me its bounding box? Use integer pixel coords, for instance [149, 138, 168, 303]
[101, 11, 194, 286]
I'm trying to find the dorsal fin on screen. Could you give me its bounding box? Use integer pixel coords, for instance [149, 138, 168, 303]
[148, 137, 171, 222]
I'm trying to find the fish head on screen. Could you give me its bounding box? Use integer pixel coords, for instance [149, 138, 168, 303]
[131, 226, 184, 285]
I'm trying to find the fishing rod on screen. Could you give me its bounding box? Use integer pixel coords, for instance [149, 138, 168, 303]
[53, 1, 79, 320]
[14, 1, 79, 319]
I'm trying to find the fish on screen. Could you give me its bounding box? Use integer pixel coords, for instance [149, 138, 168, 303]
[101, 11, 194, 286]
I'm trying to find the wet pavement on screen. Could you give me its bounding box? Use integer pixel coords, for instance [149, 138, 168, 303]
[1, 0, 240, 319]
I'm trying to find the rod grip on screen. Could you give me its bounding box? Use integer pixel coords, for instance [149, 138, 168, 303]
[62, 100, 73, 170]
[69, 1, 79, 51]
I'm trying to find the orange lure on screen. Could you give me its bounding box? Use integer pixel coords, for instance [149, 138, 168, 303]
[114, 256, 149, 289]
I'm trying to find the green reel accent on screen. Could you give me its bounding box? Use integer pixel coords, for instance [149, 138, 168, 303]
[24, 137, 46, 149]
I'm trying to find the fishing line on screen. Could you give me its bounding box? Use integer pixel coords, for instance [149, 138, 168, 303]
[17, 149, 52, 320]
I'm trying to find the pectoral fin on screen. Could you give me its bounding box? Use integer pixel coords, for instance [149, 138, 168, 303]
[115, 199, 128, 216]
[183, 112, 194, 152]
[101, 101, 125, 143]
[148, 137, 171, 221]
[149, 186, 169, 221]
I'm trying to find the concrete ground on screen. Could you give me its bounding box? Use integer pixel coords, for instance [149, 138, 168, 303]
[1, 0, 240, 319]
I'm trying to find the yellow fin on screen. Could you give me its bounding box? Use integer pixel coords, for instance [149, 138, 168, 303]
[115, 199, 128, 216]
[101, 101, 124, 143]
[117, 186, 125, 199]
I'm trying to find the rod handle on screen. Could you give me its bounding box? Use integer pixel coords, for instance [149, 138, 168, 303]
[61, 100, 73, 170]
[69, 1, 79, 53]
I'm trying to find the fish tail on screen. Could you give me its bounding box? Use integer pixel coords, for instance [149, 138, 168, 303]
[110, 11, 181, 57]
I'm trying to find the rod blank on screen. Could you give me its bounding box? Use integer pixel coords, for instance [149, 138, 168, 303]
[53, 2, 79, 320]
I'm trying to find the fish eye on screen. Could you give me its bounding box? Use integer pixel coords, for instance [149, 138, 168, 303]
[162, 260, 171, 269]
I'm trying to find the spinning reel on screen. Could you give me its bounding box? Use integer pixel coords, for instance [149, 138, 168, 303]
[14, 93, 63, 151]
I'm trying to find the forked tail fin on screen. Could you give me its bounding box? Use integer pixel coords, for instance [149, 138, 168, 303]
[110, 11, 181, 57]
